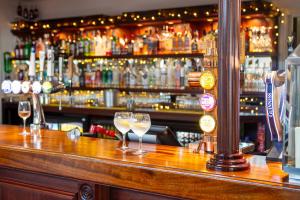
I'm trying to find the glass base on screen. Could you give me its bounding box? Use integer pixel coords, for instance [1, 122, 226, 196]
[132, 149, 148, 156]
[117, 146, 130, 152]
[20, 130, 30, 136]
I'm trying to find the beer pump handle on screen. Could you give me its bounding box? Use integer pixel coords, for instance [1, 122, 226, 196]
[39, 51, 45, 81]
[58, 56, 64, 82]
[29, 47, 36, 78]
[265, 70, 285, 142]
[47, 48, 54, 78]
[58, 55, 64, 111]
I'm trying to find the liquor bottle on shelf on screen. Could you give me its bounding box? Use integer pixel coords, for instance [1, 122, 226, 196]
[14, 40, 20, 59]
[191, 30, 199, 53]
[79, 64, 85, 87]
[84, 32, 90, 56]
[36, 38, 45, 59]
[160, 59, 167, 87]
[24, 38, 31, 59]
[89, 31, 96, 56]
[184, 29, 192, 53]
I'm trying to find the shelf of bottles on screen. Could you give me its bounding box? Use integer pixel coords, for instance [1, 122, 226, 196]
[3, 1, 282, 142]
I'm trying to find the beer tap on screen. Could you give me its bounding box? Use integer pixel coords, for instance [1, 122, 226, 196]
[1, 47, 65, 129]
[29, 46, 47, 128]
[58, 53, 64, 111]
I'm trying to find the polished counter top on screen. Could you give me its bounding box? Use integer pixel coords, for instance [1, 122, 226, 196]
[0, 125, 299, 199]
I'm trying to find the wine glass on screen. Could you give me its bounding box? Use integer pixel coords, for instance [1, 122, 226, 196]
[114, 112, 132, 151]
[130, 113, 151, 155]
[18, 101, 31, 135]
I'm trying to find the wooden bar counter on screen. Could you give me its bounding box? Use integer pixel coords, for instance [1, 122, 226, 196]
[0, 125, 299, 200]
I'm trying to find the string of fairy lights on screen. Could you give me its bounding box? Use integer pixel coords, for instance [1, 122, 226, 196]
[11, 1, 283, 34]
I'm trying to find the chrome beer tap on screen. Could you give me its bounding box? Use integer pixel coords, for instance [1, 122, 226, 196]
[1, 47, 65, 129]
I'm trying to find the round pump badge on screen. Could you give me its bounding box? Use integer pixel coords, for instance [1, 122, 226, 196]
[199, 93, 216, 112]
[199, 115, 216, 133]
[42, 81, 52, 94]
[1, 80, 12, 94]
[32, 81, 42, 94]
[11, 80, 22, 94]
[21, 81, 31, 94]
[199, 71, 216, 90]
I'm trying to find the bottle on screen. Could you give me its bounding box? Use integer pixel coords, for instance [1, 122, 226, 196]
[111, 30, 117, 55]
[175, 61, 181, 88]
[95, 64, 101, 86]
[142, 30, 149, 55]
[76, 33, 81, 57]
[23, 7, 29, 19]
[79, 65, 85, 87]
[79, 32, 85, 56]
[112, 66, 119, 86]
[177, 32, 184, 52]
[36, 37, 45, 58]
[24, 38, 31, 59]
[159, 26, 166, 53]
[29, 7, 34, 20]
[148, 64, 155, 87]
[165, 26, 173, 52]
[184, 30, 192, 53]
[154, 62, 160, 86]
[127, 38, 133, 55]
[85, 63, 91, 86]
[105, 33, 111, 56]
[65, 37, 71, 56]
[70, 35, 76, 56]
[17, 4, 22, 17]
[33, 7, 39, 19]
[180, 62, 185, 88]
[102, 65, 107, 84]
[141, 67, 149, 88]
[192, 31, 199, 53]
[107, 66, 113, 85]
[90, 31, 96, 56]
[4, 52, 12, 73]
[147, 29, 153, 55]
[172, 31, 178, 52]
[84, 32, 90, 56]
[160, 59, 167, 87]
[129, 65, 136, 87]
[167, 59, 175, 88]
[44, 34, 51, 53]
[19, 40, 24, 59]
[14, 41, 20, 59]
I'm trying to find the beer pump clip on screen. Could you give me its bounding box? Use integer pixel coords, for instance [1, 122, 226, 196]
[265, 70, 285, 161]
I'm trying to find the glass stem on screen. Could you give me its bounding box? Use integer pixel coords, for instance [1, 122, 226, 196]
[23, 119, 26, 133]
[138, 137, 142, 152]
[122, 133, 126, 149]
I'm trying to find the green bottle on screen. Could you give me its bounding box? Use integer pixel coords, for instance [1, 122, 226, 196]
[24, 38, 31, 59]
[4, 52, 12, 73]
[102, 65, 107, 84]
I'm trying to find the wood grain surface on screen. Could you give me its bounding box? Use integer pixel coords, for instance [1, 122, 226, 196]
[0, 125, 299, 199]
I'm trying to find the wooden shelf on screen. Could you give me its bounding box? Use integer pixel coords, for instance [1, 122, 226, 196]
[73, 53, 204, 60]
[240, 91, 265, 98]
[246, 51, 276, 57]
[10, 53, 204, 62]
[69, 86, 203, 94]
